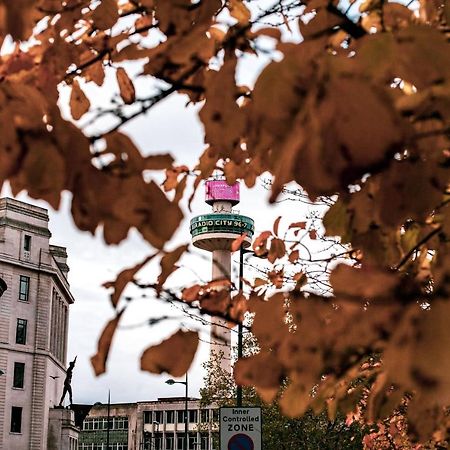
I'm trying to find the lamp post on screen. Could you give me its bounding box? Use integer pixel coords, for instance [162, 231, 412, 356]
[166, 373, 188, 450]
[237, 246, 266, 407]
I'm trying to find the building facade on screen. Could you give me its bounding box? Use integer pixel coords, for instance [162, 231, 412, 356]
[79, 398, 219, 450]
[0, 198, 77, 449]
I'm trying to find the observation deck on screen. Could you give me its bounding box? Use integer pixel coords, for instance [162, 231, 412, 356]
[190, 214, 254, 251]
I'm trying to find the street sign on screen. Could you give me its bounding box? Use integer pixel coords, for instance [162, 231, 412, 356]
[220, 407, 262, 450]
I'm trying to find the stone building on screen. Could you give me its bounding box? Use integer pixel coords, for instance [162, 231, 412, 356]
[0, 198, 78, 450]
[78, 397, 219, 450]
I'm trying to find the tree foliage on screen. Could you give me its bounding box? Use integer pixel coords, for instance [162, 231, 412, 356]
[201, 350, 369, 450]
[1, 0, 450, 443]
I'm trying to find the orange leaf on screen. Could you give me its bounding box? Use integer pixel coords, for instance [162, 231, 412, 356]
[182, 284, 202, 303]
[103, 253, 156, 307]
[289, 250, 300, 263]
[90, 309, 125, 376]
[116, 67, 136, 104]
[144, 154, 175, 170]
[309, 230, 317, 240]
[70, 79, 90, 120]
[92, 0, 119, 30]
[273, 215, 282, 237]
[252, 231, 271, 256]
[289, 221, 307, 229]
[268, 238, 286, 263]
[330, 264, 398, 300]
[141, 329, 198, 377]
[231, 233, 248, 253]
[157, 244, 189, 290]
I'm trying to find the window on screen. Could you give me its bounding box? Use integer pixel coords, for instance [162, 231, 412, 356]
[166, 436, 174, 450]
[200, 409, 209, 423]
[19, 276, 30, 301]
[10, 406, 22, 433]
[177, 410, 186, 424]
[166, 410, 175, 424]
[212, 409, 219, 422]
[200, 434, 209, 450]
[188, 409, 198, 423]
[154, 410, 163, 424]
[15, 319, 27, 345]
[13, 362, 25, 389]
[177, 434, 185, 450]
[188, 433, 197, 450]
[24, 235, 31, 252]
[144, 411, 152, 424]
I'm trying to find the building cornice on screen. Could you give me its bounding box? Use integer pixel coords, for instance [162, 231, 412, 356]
[0, 198, 49, 222]
[0, 344, 67, 371]
[0, 217, 51, 238]
[0, 254, 75, 304]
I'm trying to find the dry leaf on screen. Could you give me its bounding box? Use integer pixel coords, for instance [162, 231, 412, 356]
[141, 329, 198, 377]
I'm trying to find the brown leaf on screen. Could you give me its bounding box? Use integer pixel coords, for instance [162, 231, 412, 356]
[273, 215, 282, 237]
[228, 0, 251, 23]
[289, 221, 307, 229]
[103, 253, 156, 307]
[331, 264, 399, 301]
[90, 309, 125, 376]
[116, 67, 136, 104]
[231, 233, 248, 253]
[229, 292, 247, 323]
[141, 329, 198, 377]
[143, 154, 175, 170]
[85, 61, 105, 86]
[70, 79, 90, 120]
[309, 229, 317, 240]
[234, 352, 283, 390]
[289, 250, 300, 263]
[157, 244, 189, 290]
[268, 238, 286, 263]
[181, 284, 202, 303]
[92, 0, 119, 30]
[252, 231, 271, 256]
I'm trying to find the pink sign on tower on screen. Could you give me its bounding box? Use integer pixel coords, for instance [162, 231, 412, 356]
[205, 179, 240, 205]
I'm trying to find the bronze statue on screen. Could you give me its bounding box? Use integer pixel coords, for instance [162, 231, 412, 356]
[59, 356, 76, 407]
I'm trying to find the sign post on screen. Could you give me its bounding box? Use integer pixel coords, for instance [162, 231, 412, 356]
[220, 407, 262, 450]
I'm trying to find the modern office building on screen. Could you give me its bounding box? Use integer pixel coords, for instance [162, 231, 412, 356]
[0, 198, 78, 450]
[78, 397, 219, 450]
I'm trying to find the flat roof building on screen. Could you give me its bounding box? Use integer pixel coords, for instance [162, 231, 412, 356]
[78, 397, 219, 450]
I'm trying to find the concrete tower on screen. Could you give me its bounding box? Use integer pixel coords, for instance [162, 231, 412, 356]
[190, 179, 254, 369]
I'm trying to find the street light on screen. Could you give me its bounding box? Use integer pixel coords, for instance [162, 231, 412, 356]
[165, 373, 188, 450]
[237, 246, 267, 407]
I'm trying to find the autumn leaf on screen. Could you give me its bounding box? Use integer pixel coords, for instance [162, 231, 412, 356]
[227, 0, 251, 24]
[91, 309, 125, 376]
[103, 253, 157, 307]
[92, 0, 119, 30]
[231, 233, 248, 253]
[70, 79, 90, 120]
[268, 238, 286, 263]
[116, 67, 136, 104]
[157, 244, 189, 290]
[252, 231, 271, 256]
[181, 284, 202, 303]
[141, 329, 198, 377]
[273, 215, 282, 237]
[330, 264, 399, 301]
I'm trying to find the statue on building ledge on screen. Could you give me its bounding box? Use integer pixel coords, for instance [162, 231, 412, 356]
[58, 356, 77, 408]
